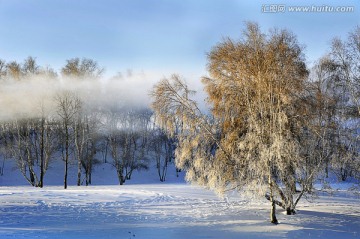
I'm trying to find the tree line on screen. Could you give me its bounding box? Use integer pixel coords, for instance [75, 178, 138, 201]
[0, 57, 176, 188]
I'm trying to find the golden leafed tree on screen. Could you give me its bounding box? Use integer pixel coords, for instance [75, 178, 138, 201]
[151, 22, 315, 224]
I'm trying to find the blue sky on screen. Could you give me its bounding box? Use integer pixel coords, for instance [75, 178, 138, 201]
[0, 0, 359, 77]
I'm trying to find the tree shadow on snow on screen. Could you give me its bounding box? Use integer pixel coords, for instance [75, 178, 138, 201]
[285, 209, 360, 239]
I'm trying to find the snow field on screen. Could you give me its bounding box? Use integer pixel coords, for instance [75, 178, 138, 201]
[0, 184, 359, 239]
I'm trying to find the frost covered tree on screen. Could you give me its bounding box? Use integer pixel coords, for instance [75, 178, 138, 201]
[151, 128, 175, 182]
[74, 109, 101, 186]
[0, 59, 6, 80]
[55, 91, 82, 189]
[74, 103, 85, 186]
[0, 56, 55, 81]
[22, 56, 40, 76]
[36, 104, 58, 188]
[122, 108, 151, 180]
[106, 108, 126, 185]
[307, 57, 339, 178]
[0, 123, 12, 176]
[307, 56, 358, 181]
[11, 119, 40, 186]
[330, 26, 360, 115]
[151, 23, 315, 224]
[328, 26, 360, 180]
[7, 116, 57, 187]
[61, 58, 104, 79]
[105, 106, 150, 185]
[6, 61, 22, 80]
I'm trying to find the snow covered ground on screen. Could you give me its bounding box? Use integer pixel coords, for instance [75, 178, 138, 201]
[0, 160, 360, 238]
[0, 183, 359, 239]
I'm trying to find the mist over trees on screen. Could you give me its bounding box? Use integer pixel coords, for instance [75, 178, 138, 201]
[0, 57, 176, 188]
[0, 23, 359, 224]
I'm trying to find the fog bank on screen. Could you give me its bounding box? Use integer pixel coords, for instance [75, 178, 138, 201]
[0, 71, 158, 121]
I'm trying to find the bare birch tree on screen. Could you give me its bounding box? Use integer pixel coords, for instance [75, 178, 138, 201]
[307, 56, 359, 182]
[151, 128, 175, 182]
[106, 108, 126, 185]
[0, 59, 6, 81]
[6, 61, 22, 80]
[104, 106, 151, 185]
[22, 56, 40, 76]
[55, 91, 82, 189]
[74, 109, 99, 186]
[61, 58, 104, 79]
[329, 26, 360, 180]
[9, 116, 57, 187]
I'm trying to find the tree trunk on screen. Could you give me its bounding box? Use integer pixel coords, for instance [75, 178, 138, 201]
[176, 168, 181, 177]
[286, 207, 296, 215]
[39, 118, 45, 188]
[64, 157, 68, 189]
[268, 174, 278, 224]
[89, 170, 92, 185]
[118, 173, 125, 185]
[76, 125, 81, 186]
[77, 162, 81, 186]
[270, 197, 278, 224]
[29, 166, 35, 186]
[64, 126, 69, 190]
[116, 164, 125, 185]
